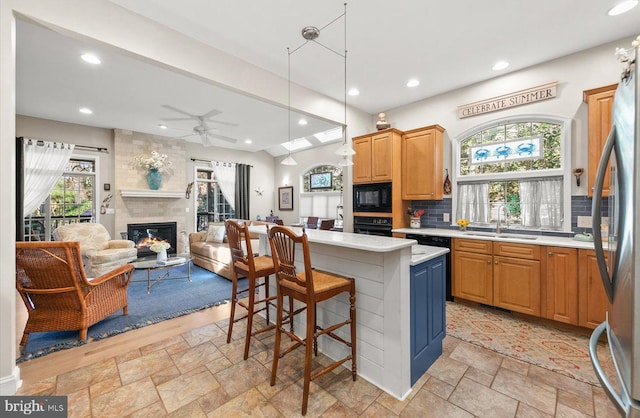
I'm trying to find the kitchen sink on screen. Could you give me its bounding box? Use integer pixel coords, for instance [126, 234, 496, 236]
[463, 231, 538, 240]
[463, 232, 496, 237]
[498, 234, 538, 240]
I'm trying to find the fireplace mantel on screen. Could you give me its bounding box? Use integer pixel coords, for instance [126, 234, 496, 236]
[120, 189, 183, 199]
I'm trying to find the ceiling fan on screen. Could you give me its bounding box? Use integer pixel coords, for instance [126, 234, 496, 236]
[162, 105, 238, 146]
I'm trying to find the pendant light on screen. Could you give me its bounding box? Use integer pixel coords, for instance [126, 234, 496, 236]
[281, 47, 298, 166]
[334, 3, 355, 161]
[282, 3, 353, 165]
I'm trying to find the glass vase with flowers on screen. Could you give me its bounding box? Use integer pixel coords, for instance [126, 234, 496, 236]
[457, 218, 469, 231]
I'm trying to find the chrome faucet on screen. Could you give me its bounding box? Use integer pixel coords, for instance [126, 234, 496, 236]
[496, 204, 510, 234]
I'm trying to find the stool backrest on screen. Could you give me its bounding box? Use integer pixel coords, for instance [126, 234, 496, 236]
[268, 226, 315, 300]
[225, 219, 256, 273]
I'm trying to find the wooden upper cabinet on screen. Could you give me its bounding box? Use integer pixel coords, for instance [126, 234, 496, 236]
[371, 132, 394, 182]
[401, 125, 445, 200]
[584, 84, 617, 197]
[353, 136, 373, 183]
[352, 129, 400, 184]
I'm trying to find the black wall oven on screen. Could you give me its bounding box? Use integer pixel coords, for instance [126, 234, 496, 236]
[354, 216, 393, 236]
[353, 182, 392, 213]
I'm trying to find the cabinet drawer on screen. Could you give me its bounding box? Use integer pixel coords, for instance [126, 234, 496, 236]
[454, 238, 492, 254]
[492, 241, 540, 260]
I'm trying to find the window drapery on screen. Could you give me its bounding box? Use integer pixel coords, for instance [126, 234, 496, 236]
[23, 139, 75, 215]
[519, 178, 563, 229]
[211, 161, 236, 210]
[457, 183, 489, 224]
[235, 163, 251, 220]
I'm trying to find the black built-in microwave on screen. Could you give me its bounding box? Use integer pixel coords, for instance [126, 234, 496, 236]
[353, 182, 392, 212]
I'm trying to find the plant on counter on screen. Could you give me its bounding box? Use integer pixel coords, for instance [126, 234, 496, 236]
[407, 208, 425, 218]
[456, 218, 469, 229]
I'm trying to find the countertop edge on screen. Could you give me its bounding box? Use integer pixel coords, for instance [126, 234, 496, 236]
[411, 246, 449, 266]
[393, 228, 596, 250]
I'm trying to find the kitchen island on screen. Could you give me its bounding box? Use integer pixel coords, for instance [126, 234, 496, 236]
[253, 227, 448, 400]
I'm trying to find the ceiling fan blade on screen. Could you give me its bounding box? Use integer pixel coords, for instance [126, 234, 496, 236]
[176, 132, 198, 139]
[201, 108, 223, 119]
[162, 104, 197, 118]
[205, 119, 238, 127]
[208, 133, 237, 143]
[161, 117, 196, 122]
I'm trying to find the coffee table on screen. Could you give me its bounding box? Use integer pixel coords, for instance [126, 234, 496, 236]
[131, 253, 192, 293]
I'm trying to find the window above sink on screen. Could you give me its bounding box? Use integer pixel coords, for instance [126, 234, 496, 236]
[452, 115, 572, 234]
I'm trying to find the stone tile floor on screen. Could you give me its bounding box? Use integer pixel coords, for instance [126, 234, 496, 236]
[17, 317, 622, 417]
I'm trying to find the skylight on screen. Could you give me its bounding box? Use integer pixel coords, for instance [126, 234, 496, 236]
[314, 127, 343, 143]
[281, 137, 312, 151]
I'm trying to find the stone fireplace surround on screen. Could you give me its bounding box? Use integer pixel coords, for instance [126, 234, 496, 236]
[114, 130, 188, 254]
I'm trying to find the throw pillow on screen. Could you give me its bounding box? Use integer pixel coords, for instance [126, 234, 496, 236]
[205, 225, 220, 242]
[213, 224, 226, 243]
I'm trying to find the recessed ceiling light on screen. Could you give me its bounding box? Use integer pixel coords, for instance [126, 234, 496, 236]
[80, 53, 101, 65]
[406, 79, 420, 88]
[158, 124, 168, 129]
[608, 0, 638, 15]
[79, 107, 93, 114]
[244, 139, 253, 144]
[492, 60, 510, 71]
[298, 119, 308, 126]
[348, 88, 360, 96]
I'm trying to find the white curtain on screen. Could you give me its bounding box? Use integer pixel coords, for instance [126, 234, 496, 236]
[211, 161, 236, 210]
[457, 183, 489, 224]
[23, 139, 75, 215]
[520, 178, 563, 228]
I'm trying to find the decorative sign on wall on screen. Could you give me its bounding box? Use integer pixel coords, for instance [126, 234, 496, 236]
[470, 136, 543, 165]
[458, 81, 558, 119]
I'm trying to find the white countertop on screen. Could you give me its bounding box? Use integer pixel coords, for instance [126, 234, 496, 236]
[393, 227, 597, 250]
[250, 226, 416, 252]
[411, 245, 449, 266]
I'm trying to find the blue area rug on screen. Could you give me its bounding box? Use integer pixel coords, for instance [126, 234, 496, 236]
[17, 263, 245, 363]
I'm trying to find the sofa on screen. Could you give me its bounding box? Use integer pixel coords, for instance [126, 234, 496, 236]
[189, 220, 273, 280]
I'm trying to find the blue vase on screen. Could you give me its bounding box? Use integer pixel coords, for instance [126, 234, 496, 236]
[146, 168, 162, 190]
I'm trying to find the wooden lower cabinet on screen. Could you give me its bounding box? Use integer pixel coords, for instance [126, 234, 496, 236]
[453, 250, 493, 304]
[543, 247, 578, 325]
[493, 256, 541, 316]
[578, 249, 609, 329]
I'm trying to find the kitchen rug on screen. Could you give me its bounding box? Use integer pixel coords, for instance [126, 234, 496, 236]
[446, 301, 615, 386]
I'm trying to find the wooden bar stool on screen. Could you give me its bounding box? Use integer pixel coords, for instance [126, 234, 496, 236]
[225, 220, 277, 360]
[267, 225, 357, 416]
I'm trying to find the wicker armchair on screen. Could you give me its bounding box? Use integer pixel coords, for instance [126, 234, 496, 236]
[15, 241, 134, 345]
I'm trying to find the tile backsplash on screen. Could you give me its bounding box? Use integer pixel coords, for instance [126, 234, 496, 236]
[410, 195, 607, 237]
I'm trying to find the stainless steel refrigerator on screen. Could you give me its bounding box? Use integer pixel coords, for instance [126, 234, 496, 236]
[590, 43, 640, 417]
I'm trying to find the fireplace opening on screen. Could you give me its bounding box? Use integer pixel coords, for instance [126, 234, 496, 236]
[127, 222, 177, 258]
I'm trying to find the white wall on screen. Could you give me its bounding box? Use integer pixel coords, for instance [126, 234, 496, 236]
[381, 37, 631, 197]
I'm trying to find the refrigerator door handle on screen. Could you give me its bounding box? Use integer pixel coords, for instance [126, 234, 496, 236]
[590, 321, 629, 416]
[591, 125, 616, 303]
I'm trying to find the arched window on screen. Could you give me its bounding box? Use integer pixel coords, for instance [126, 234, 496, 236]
[453, 115, 571, 232]
[299, 165, 343, 220]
